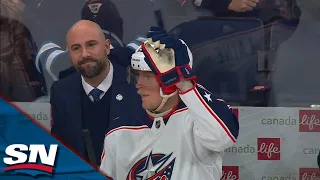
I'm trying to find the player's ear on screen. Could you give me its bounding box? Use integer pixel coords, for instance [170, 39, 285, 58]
[105, 39, 111, 55]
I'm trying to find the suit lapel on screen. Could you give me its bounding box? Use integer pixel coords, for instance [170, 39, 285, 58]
[66, 73, 85, 153]
[109, 64, 149, 129]
[109, 64, 130, 121]
[70, 73, 83, 128]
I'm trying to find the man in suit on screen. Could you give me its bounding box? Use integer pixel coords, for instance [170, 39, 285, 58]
[57, 0, 129, 80]
[50, 20, 142, 166]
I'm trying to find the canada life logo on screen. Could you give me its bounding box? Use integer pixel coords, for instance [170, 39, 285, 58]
[257, 138, 281, 160]
[221, 166, 239, 180]
[299, 168, 320, 180]
[2, 144, 58, 175]
[299, 110, 320, 132]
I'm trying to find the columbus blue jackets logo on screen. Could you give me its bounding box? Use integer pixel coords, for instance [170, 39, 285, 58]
[126, 151, 176, 180]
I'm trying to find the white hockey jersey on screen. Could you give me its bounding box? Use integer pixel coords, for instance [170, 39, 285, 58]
[100, 84, 239, 180]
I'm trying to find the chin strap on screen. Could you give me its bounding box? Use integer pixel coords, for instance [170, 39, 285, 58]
[153, 88, 177, 112]
[146, 108, 172, 118]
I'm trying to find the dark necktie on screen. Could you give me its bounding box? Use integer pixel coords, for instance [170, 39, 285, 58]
[90, 88, 103, 102]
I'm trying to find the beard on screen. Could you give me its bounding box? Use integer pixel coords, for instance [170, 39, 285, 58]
[75, 56, 107, 79]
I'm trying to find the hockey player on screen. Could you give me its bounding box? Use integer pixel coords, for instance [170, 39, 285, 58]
[100, 27, 239, 180]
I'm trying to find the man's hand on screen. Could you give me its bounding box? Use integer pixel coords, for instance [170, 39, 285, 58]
[228, 0, 259, 12]
[141, 27, 196, 95]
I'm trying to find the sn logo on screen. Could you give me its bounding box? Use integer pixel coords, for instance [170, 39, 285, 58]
[3, 144, 59, 174]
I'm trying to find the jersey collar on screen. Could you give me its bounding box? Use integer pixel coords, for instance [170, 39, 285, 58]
[145, 101, 187, 127]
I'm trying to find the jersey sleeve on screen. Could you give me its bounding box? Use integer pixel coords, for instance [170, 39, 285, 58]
[99, 135, 116, 180]
[179, 83, 239, 152]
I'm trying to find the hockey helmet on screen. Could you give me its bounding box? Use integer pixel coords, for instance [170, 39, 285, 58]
[131, 39, 193, 72]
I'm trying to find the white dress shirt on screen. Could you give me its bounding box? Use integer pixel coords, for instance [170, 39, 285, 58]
[81, 62, 114, 102]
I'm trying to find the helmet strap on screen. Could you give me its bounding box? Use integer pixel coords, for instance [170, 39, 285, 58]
[149, 88, 177, 114]
[153, 97, 169, 112]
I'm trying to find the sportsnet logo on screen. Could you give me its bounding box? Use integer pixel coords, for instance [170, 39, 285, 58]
[299, 168, 320, 180]
[3, 144, 58, 175]
[221, 166, 239, 180]
[257, 138, 281, 160]
[299, 110, 320, 132]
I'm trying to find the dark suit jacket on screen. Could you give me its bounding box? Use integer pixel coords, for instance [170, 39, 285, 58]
[50, 63, 143, 165]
